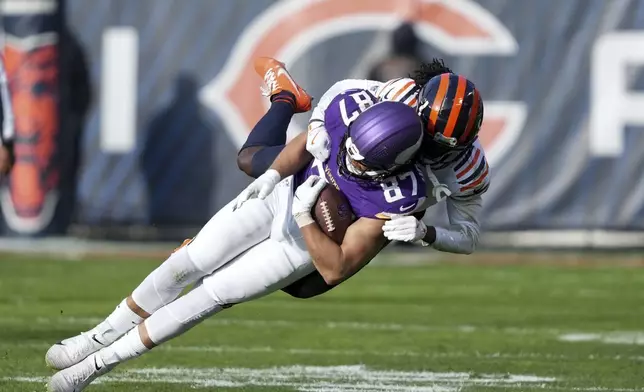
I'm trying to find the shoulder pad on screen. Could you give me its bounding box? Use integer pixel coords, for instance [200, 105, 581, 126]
[452, 145, 490, 198]
[375, 78, 419, 107]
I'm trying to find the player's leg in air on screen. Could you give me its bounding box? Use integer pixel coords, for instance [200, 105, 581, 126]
[235, 61, 337, 300]
[237, 57, 311, 178]
[228, 59, 335, 299]
[45, 58, 313, 392]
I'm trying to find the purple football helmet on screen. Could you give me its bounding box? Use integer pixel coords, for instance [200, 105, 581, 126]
[338, 101, 424, 181]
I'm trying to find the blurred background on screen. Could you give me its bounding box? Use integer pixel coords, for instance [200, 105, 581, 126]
[1, 0, 644, 251]
[3, 1, 644, 391]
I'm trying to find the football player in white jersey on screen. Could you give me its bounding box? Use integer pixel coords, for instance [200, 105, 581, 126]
[238, 59, 489, 299]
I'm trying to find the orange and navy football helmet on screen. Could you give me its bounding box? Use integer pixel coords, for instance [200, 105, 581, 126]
[416, 73, 483, 158]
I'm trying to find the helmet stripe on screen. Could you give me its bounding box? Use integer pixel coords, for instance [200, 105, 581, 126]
[428, 74, 450, 131]
[443, 75, 467, 138]
[461, 88, 481, 143]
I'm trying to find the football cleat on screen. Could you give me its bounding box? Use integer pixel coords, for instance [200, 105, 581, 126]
[45, 332, 105, 370]
[254, 56, 312, 112]
[47, 353, 112, 392]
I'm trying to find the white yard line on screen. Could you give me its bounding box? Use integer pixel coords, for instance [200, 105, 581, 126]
[6, 366, 644, 391]
[2, 365, 555, 392]
[559, 332, 644, 346]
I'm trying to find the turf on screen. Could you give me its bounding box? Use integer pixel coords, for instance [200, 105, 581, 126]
[0, 253, 643, 391]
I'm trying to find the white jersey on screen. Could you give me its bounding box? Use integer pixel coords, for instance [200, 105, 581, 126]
[310, 78, 489, 254]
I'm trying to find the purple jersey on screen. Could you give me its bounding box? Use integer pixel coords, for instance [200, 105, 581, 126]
[296, 89, 428, 219]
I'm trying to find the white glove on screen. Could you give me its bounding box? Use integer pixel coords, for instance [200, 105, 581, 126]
[292, 175, 327, 228]
[382, 215, 427, 243]
[306, 123, 331, 162]
[233, 169, 281, 211]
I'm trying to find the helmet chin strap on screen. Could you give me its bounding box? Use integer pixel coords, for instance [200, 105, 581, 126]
[345, 155, 387, 178]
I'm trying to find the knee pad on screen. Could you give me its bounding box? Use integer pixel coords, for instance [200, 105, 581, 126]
[132, 247, 207, 314]
[145, 285, 222, 344]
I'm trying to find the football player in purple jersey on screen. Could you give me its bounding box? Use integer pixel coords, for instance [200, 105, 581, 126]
[237, 57, 488, 299]
[44, 58, 431, 392]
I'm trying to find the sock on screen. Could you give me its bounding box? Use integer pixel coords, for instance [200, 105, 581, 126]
[241, 93, 294, 150]
[270, 90, 296, 107]
[239, 93, 295, 177]
[89, 299, 143, 345]
[99, 328, 149, 367]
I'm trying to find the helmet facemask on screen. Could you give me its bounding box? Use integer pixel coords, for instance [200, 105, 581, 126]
[336, 100, 425, 185]
[337, 131, 405, 184]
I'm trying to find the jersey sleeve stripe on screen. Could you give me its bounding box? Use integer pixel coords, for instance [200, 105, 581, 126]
[458, 158, 486, 185]
[456, 149, 480, 178]
[472, 181, 489, 195]
[453, 147, 474, 171]
[460, 166, 489, 192]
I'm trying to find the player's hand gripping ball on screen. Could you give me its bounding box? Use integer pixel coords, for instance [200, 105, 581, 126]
[292, 175, 355, 244]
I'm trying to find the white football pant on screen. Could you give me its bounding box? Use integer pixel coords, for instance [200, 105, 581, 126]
[131, 177, 315, 329]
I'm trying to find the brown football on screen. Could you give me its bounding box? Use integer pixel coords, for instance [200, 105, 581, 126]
[312, 185, 355, 244]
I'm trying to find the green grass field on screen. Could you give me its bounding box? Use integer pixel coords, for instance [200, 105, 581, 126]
[0, 252, 643, 391]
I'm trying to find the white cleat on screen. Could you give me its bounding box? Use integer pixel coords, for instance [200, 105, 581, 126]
[45, 332, 105, 370]
[47, 353, 112, 392]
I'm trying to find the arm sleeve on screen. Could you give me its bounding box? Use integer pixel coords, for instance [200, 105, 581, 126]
[309, 79, 383, 125]
[0, 57, 14, 145]
[430, 194, 483, 255]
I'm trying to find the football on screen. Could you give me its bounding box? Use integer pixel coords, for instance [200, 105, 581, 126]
[313, 184, 355, 244]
